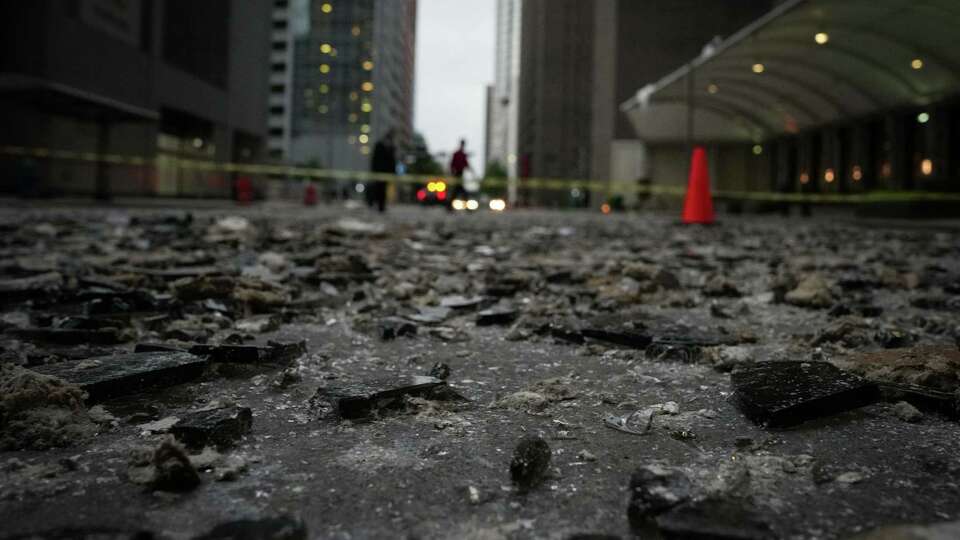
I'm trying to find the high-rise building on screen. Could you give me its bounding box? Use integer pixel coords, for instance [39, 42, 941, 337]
[484, 84, 494, 173]
[518, 0, 595, 184]
[267, 0, 299, 161]
[516, 0, 774, 194]
[487, 0, 523, 203]
[488, 0, 522, 176]
[0, 0, 272, 198]
[274, 0, 416, 170]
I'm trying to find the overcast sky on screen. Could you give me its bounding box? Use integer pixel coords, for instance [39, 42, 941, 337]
[414, 0, 495, 172]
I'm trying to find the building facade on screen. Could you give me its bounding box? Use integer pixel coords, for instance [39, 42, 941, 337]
[0, 0, 272, 198]
[517, 0, 595, 184]
[515, 0, 773, 203]
[488, 0, 522, 177]
[621, 0, 960, 213]
[484, 84, 494, 173]
[275, 0, 416, 170]
[267, 0, 300, 161]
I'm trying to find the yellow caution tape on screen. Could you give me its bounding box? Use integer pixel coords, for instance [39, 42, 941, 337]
[4, 145, 960, 204]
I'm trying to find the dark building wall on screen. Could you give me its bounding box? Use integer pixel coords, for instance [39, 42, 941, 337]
[162, 0, 230, 89]
[0, 1, 159, 196]
[0, 0, 271, 196]
[0, 3, 51, 80]
[227, 0, 272, 154]
[518, 0, 595, 181]
[0, 1, 154, 111]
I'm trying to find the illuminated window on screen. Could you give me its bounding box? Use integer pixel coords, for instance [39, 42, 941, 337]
[319, 84, 329, 94]
[318, 105, 328, 114]
[852, 166, 863, 181]
[361, 102, 373, 113]
[320, 43, 332, 54]
[321, 3, 333, 14]
[799, 172, 810, 184]
[361, 145, 370, 155]
[351, 25, 361, 37]
[824, 168, 835, 183]
[361, 82, 374, 92]
[911, 58, 924, 70]
[752, 63, 765, 74]
[359, 134, 369, 144]
[362, 60, 374, 71]
[921, 159, 933, 176]
[917, 112, 930, 124]
[319, 64, 330, 74]
[752, 144, 763, 155]
[814, 32, 829, 45]
[881, 162, 892, 178]
[360, 124, 370, 134]
[707, 84, 719, 94]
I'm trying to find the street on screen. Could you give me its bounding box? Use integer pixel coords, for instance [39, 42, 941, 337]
[1, 202, 959, 539]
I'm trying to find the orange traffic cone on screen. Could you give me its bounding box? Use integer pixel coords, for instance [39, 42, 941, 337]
[304, 182, 317, 206]
[681, 146, 715, 224]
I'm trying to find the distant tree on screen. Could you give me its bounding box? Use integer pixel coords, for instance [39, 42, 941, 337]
[484, 160, 507, 179]
[409, 155, 443, 176]
[481, 160, 508, 197]
[407, 132, 444, 176]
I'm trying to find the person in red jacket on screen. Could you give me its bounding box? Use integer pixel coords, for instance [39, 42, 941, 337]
[448, 139, 472, 208]
[450, 139, 470, 178]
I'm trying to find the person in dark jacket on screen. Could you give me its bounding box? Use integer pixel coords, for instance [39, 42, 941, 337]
[368, 129, 397, 212]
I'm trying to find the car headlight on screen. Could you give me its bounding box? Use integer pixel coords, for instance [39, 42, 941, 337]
[489, 199, 506, 212]
[466, 199, 479, 211]
[452, 199, 466, 211]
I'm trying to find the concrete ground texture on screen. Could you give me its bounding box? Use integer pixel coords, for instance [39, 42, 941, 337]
[1, 202, 959, 540]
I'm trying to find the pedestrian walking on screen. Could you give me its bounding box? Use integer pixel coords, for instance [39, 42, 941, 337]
[368, 129, 397, 212]
[449, 139, 472, 206]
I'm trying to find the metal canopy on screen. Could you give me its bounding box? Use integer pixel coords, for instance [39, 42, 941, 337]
[620, 0, 960, 143]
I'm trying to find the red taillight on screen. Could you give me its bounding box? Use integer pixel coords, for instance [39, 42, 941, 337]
[436, 191, 447, 201]
[416, 189, 427, 201]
